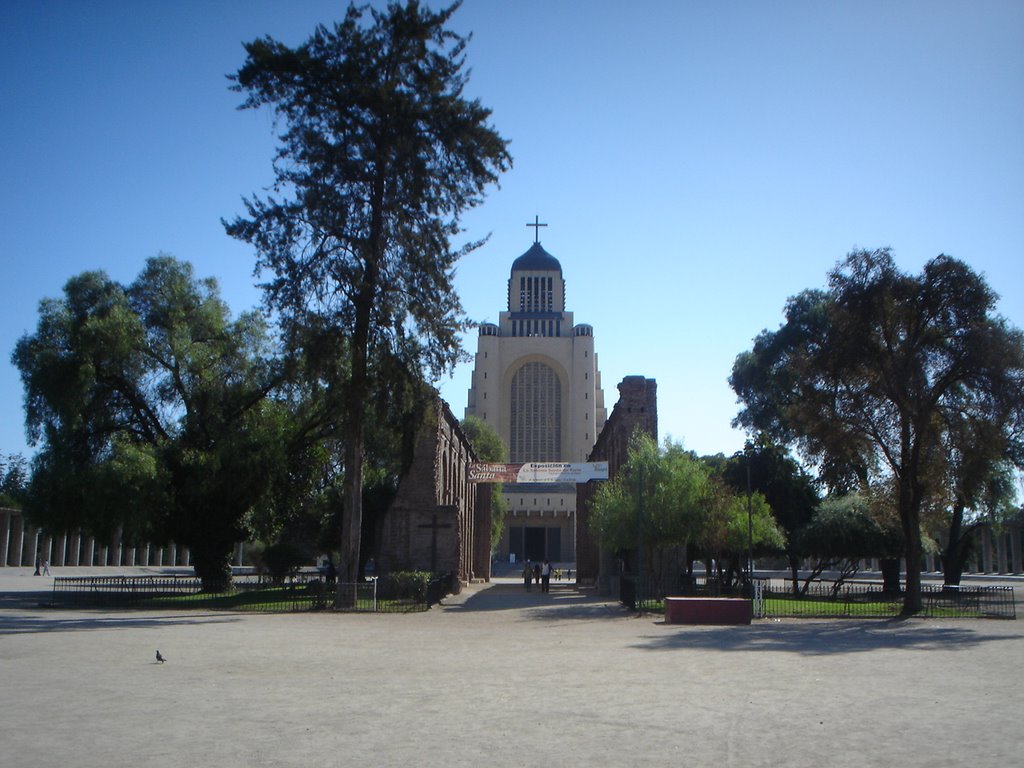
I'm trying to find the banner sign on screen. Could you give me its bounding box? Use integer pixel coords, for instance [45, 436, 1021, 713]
[468, 461, 609, 484]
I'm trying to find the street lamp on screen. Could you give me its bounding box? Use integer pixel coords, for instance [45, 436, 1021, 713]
[746, 462, 754, 588]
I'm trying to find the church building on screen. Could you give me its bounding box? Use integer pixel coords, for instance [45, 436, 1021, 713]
[464, 224, 606, 564]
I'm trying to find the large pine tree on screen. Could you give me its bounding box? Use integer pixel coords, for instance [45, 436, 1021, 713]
[225, 1, 510, 586]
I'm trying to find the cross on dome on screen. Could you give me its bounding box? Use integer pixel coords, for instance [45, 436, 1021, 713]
[526, 215, 548, 244]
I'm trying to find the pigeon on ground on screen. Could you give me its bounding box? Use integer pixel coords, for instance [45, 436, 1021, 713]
[156, 650, 166, 663]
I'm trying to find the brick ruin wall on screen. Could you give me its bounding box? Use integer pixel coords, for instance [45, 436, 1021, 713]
[575, 376, 658, 585]
[377, 396, 489, 585]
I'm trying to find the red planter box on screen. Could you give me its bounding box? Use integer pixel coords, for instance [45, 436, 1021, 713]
[664, 596, 752, 625]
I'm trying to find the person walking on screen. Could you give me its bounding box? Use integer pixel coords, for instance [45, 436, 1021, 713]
[541, 560, 552, 593]
[522, 561, 533, 591]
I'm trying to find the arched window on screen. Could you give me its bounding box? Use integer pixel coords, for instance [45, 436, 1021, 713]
[509, 361, 561, 462]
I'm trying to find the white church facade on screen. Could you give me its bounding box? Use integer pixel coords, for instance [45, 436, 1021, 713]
[464, 231, 606, 564]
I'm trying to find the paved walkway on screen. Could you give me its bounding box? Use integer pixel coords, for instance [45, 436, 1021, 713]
[2, 567, 1023, 767]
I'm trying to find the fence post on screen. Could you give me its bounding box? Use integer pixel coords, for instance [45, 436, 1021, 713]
[751, 577, 766, 619]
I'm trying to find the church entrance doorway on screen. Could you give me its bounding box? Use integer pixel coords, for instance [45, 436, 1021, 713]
[524, 528, 545, 562]
[510, 526, 562, 563]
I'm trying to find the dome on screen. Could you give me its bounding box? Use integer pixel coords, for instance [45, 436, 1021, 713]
[511, 242, 562, 274]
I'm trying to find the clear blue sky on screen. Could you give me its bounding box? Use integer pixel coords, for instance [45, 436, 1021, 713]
[2, 0, 1022, 463]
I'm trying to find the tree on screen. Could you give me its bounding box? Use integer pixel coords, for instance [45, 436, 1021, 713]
[792, 493, 901, 594]
[0, 454, 29, 508]
[937, 411, 1020, 586]
[697, 461, 785, 588]
[13, 256, 283, 590]
[588, 432, 785, 596]
[460, 415, 508, 551]
[225, 0, 511, 586]
[721, 437, 819, 593]
[731, 249, 1024, 614]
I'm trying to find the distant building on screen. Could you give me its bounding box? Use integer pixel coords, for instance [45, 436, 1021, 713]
[464, 234, 606, 563]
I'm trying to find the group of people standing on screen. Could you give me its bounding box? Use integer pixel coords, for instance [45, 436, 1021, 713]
[521, 560, 554, 592]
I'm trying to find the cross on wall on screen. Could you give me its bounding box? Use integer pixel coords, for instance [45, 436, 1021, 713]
[417, 513, 453, 573]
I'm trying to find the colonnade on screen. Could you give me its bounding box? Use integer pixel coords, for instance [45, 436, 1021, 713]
[1, 507, 247, 569]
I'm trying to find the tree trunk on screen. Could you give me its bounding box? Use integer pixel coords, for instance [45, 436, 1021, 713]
[788, 554, 801, 595]
[941, 501, 970, 587]
[339, 298, 372, 594]
[897, 423, 923, 615]
[900, 500, 923, 615]
[340, 437, 364, 587]
[880, 558, 901, 594]
[338, 197, 381, 594]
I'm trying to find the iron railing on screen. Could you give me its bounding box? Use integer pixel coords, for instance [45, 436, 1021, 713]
[50, 571, 454, 613]
[621, 574, 1016, 620]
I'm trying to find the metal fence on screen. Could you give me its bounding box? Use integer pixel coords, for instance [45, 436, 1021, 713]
[50, 571, 448, 613]
[759, 580, 1016, 620]
[621, 574, 1016, 620]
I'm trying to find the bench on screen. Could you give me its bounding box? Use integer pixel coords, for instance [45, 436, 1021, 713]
[664, 596, 752, 625]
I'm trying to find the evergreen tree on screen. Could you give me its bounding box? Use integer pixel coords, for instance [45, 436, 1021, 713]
[225, 1, 510, 585]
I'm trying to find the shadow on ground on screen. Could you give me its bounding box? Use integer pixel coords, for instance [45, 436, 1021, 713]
[441, 581, 627, 621]
[630, 617, 1022, 655]
[0, 609, 242, 636]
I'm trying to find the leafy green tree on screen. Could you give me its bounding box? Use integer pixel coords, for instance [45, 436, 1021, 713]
[591, 433, 779, 594]
[721, 437, 818, 592]
[0, 454, 29, 508]
[792, 493, 901, 594]
[225, 0, 511, 585]
[13, 256, 283, 590]
[696, 466, 785, 588]
[731, 249, 1024, 614]
[460, 415, 508, 551]
[937, 412, 1021, 586]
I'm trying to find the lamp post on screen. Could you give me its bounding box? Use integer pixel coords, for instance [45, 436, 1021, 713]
[636, 462, 644, 609]
[746, 462, 754, 587]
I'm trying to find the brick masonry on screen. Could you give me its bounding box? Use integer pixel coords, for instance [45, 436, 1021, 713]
[575, 376, 658, 587]
[377, 396, 491, 585]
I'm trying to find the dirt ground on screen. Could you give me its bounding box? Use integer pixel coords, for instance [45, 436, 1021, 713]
[2, 567, 1023, 767]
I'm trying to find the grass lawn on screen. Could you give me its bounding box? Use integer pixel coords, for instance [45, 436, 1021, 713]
[137, 585, 427, 612]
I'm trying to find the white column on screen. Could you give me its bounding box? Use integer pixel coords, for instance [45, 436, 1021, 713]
[0, 510, 10, 566]
[981, 529, 994, 573]
[41, 536, 53, 566]
[997, 532, 1009, 574]
[11, 515, 25, 566]
[26, 528, 40, 567]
